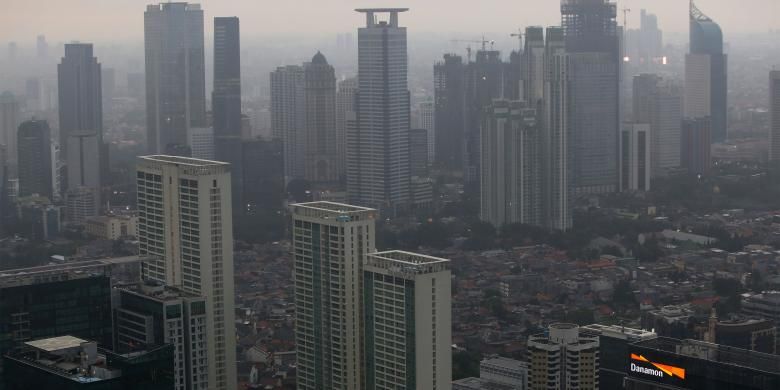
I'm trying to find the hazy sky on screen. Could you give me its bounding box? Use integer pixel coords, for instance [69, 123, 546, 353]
[1, 0, 778, 44]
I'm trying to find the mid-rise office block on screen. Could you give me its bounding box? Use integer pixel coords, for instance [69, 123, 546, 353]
[136, 155, 236, 390]
[770, 71, 780, 161]
[17, 119, 54, 200]
[363, 251, 452, 390]
[348, 8, 412, 213]
[620, 123, 651, 191]
[581, 324, 657, 390]
[291, 202, 377, 390]
[113, 282, 208, 390]
[479, 356, 529, 389]
[271, 65, 305, 181]
[85, 215, 138, 240]
[480, 100, 541, 228]
[144, 2, 206, 154]
[527, 323, 599, 390]
[186, 127, 214, 160]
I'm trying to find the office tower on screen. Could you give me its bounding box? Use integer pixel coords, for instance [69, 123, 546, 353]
[270, 65, 304, 181]
[527, 323, 600, 390]
[409, 128, 429, 178]
[58, 43, 103, 154]
[770, 71, 780, 161]
[17, 120, 53, 199]
[336, 77, 357, 177]
[625, 338, 780, 390]
[543, 26, 573, 231]
[633, 74, 682, 176]
[505, 50, 524, 101]
[686, 1, 727, 143]
[136, 156, 236, 390]
[580, 324, 657, 389]
[0, 273, 113, 382]
[242, 138, 285, 215]
[681, 117, 711, 176]
[144, 2, 206, 154]
[363, 251, 452, 390]
[415, 101, 435, 163]
[465, 49, 505, 184]
[65, 132, 101, 222]
[562, 0, 620, 194]
[3, 336, 174, 390]
[114, 282, 208, 390]
[348, 8, 411, 213]
[433, 54, 467, 171]
[187, 127, 214, 160]
[0, 91, 20, 169]
[291, 202, 377, 390]
[480, 100, 541, 228]
[212, 17, 243, 214]
[522, 26, 546, 105]
[620, 123, 651, 192]
[303, 52, 340, 184]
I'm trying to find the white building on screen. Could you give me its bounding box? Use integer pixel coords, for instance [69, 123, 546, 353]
[527, 323, 599, 390]
[416, 100, 435, 163]
[270, 65, 305, 182]
[480, 356, 528, 389]
[136, 155, 236, 390]
[620, 123, 651, 192]
[187, 127, 214, 160]
[363, 250, 452, 390]
[291, 201, 377, 390]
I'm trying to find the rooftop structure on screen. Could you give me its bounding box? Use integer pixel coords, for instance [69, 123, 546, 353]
[290, 201, 377, 221]
[365, 250, 450, 274]
[0, 256, 149, 288]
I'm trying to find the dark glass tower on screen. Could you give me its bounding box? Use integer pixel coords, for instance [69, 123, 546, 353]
[57, 43, 102, 153]
[688, 1, 727, 143]
[433, 54, 467, 171]
[17, 120, 53, 199]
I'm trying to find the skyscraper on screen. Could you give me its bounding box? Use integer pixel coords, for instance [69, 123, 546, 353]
[770, 71, 780, 161]
[144, 2, 206, 155]
[543, 26, 573, 231]
[212, 17, 243, 214]
[348, 8, 411, 213]
[57, 43, 102, 153]
[686, 1, 727, 143]
[465, 48, 505, 184]
[522, 26, 546, 106]
[561, 0, 620, 194]
[620, 123, 651, 192]
[291, 201, 377, 390]
[270, 65, 304, 181]
[241, 138, 284, 215]
[633, 74, 682, 176]
[136, 155, 236, 390]
[0, 92, 20, 170]
[409, 128, 429, 178]
[681, 117, 712, 176]
[17, 120, 53, 200]
[528, 323, 600, 390]
[480, 100, 541, 228]
[434, 54, 467, 171]
[363, 251, 452, 390]
[303, 52, 340, 184]
[65, 133, 101, 221]
[336, 77, 357, 179]
[416, 101, 435, 164]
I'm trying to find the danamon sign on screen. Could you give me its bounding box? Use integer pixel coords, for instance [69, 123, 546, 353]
[630, 353, 686, 380]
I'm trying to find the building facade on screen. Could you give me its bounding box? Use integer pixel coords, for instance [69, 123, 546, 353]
[527, 323, 600, 390]
[303, 52, 340, 184]
[136, 155, 236, 390]
[620, 123, 651, 192]
[17, 119, 53, 200]
[363, 251, 452, 390]
[681, 117, 712, 176]
[57, 43, 103, 155]
[633, 74, 682, 176]
[270, 65, 305, 181]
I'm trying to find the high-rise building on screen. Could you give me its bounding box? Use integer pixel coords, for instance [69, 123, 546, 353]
[348, 8, 411, 213]
[363, 251, 452, 390]
[0, 92, 20, 170]
[65, 132, 101, 221]
[433, 54, 467, 171]
[291, 201, 377, 390]
[144, 2, 206, 154]
[620, 123, 651, 192]
[303, 52, 340, 184]
[212, 17, 243, 214]
[113, 282, 208, 390]
[527, 323, 600, 390]
[416, 101, 435, 163]
[465, 49, 505, 184]
[241, 138, 285, 215]
[562, 0, 620, 194]
[633, 74, 682, 176]
[681, 117, 711, 176]
[336, 77, 357, 178]
[17, 119, 54, 200]
[625, 337, 780, 390]
[270, 65, 304, 181]
[543, 26, 573, 231]
[770, 71, 780, 161]
[580, 324, 657, 390]
[409, 128, 429, 178]
[522, 26, 546, 106]
[480, 100, 541, 228]
[58, 43, 103, 153]
[136, 155, 236, 390]
[685, 1, 727, 143]
[624, 9, 664, 72]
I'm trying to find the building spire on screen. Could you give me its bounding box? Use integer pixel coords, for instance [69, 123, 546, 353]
[690, 0, 712, 22]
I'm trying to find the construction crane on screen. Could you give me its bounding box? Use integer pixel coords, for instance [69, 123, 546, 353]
[450, 36, 495, 61]
[510, 28, 524, 52]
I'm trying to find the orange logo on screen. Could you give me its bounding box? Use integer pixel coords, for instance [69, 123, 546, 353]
[631, 354, 686, 380]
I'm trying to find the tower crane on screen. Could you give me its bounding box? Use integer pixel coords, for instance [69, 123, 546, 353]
[510, 28, 524, 52]
[450, 36, 495, 61]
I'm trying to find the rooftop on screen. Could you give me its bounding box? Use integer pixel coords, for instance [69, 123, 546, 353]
[452, 377, 515, 390]
[139, 154, 228, 167]
[0, 256, 148, 288]
[25, 335, 88, 353]
[291, 201, 377, 221]
[366, 250, 451, 275]
[354, 8, 409, 13]
[633, 337, 780, 374]
[581, 323, 658, 341]
[480, 356, 528, 371]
